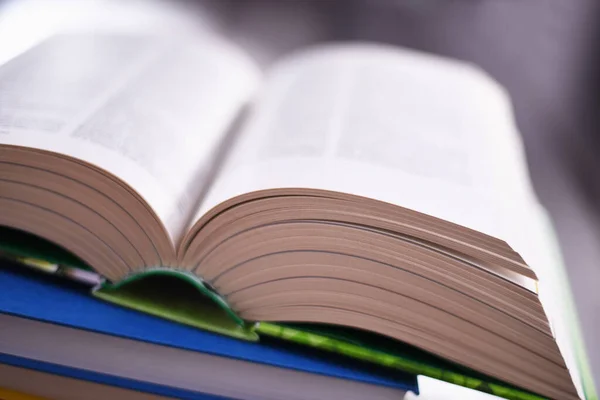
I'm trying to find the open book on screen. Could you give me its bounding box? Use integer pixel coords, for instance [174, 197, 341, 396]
[0, 33, 590, 400]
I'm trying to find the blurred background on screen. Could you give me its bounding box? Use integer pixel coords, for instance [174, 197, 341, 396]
[1, 0, 598, 389]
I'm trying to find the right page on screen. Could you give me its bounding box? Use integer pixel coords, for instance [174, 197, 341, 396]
[199, 44, 535, 241]
[198, 43, 587, 397]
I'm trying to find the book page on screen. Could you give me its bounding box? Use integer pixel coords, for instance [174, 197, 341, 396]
[197, 44, 537, 241]
[0, 33, 260, 244]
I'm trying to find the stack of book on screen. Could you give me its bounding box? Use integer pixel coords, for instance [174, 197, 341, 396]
[0, 261, 418, 400]
[0, 33, 595, 400]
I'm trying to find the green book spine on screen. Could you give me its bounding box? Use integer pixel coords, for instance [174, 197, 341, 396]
[256, 322, 547, 400]
[94, 269, 258, 342]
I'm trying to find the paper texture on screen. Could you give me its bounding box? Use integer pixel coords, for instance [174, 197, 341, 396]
[198, 44, 588, 398]
[198, 45, 537, 242]
[0, 33, 259, 243]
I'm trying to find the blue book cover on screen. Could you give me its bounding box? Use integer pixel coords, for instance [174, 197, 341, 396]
[0, 262, 418, 395]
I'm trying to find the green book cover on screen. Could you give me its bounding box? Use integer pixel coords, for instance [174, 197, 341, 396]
[256, 322, 546, 400]
[94, 269, 258, 341]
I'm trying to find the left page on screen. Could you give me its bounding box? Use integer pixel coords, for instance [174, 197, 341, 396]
[0, 33, 260, 245]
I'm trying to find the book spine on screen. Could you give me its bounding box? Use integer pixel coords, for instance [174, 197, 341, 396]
[255, 322, 546, 400]
[93, 268, 259, 342]
[98, 268, 245, 326]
